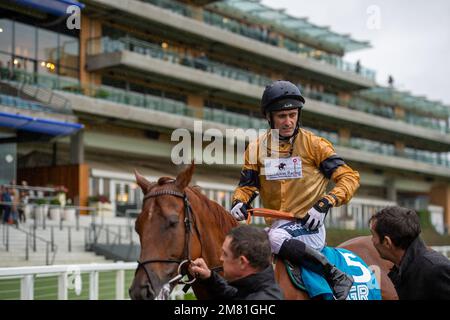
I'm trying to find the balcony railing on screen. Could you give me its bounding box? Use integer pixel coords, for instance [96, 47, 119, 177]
[87, 36, 272, 87]
[6, 68, 450, 169]
[0, 68, 72, 115]
[86, 36, 448, 134]
[140, 0, 376, 80]
[346, 96, 449, 133]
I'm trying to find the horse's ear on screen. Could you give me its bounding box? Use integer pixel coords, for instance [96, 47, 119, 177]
[175, 160, 195, 190]
[134, 170, 152, 193]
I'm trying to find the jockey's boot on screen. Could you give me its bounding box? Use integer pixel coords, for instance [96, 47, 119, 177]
[278, 239, 354, 300]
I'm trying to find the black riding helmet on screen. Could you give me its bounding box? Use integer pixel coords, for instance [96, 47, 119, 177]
[261, 80, 305, 115]
[261, 80, 305, 137]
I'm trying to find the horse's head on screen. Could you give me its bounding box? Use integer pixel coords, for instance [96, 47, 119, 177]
[129, 163, 196, 300]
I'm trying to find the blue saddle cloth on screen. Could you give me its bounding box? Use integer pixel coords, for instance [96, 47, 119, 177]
[301, 247, 382, 300]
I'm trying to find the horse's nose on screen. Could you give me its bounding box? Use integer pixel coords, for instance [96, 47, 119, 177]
[129, 283, 155, 300]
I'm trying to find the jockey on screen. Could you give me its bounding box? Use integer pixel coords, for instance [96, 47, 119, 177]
[230, 80, 360, 300]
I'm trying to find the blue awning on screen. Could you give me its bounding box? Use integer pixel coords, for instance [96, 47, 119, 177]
[0, 112, 83, 136]
[15, 0, 85, 16]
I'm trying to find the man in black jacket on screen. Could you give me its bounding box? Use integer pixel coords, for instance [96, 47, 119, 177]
[369, 206, 450, 300]
[189, 225, 283, 300]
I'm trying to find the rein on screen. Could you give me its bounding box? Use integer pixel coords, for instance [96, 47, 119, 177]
[135, 189, 196, 286]
[135, 188, 222, 291]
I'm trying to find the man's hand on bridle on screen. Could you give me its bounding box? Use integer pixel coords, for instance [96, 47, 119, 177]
[188, 258, 211, 280]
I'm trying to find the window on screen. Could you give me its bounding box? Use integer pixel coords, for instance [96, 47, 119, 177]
[0, 19, 13, 55]
[0, 143, 16, 185]
[14, 22, 36, 59]
[0, 52, 12, 72]
[59, 34, 79, 69]
[37, 28, 58, 64]
[59, 66, 78, 79]
[12, 56, 35, 73]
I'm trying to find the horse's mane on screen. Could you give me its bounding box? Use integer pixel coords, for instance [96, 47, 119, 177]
[188, 186, 238, 231]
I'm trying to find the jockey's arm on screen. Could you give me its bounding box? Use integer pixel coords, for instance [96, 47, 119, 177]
[232, 145, 260, 205]
[301, 137, 360, 231]
[325, 164, 360, 207]
[315, 137, 360, 207]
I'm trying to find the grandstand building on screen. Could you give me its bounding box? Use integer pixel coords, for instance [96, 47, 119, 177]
[1, 0, 449, 232]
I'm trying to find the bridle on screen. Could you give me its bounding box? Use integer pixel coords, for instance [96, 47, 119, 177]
[135, 189, 197, 287]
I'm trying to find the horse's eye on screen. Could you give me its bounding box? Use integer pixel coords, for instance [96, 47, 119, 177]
[167, 215, 179, 228]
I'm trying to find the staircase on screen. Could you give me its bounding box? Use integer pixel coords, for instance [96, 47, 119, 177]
[0, 215, 136, 267]
[0, 69, 72, 115]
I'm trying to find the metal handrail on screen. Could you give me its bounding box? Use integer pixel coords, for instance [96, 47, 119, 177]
[86, 222, 135, 246]
[0, 223, 58, 265]
[84, 222, 137, 263]
[0, 67, 72, 113]
[18, 77, 72, 113]
[2, 184, 57, 192]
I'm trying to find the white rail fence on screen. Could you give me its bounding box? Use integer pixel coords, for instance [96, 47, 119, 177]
[0, 262, 190, 300]
[431, 246, 450, 258]
[2, 246, 449, 300]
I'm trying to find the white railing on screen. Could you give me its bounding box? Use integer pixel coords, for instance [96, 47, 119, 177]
[0, 262, 191, 300]
[327, 197, 397, 229]
[0, 262, 190, 300]
[0, 262, 135, 300]
[431, 246, 450, 258]
[429, 205, 445, 234]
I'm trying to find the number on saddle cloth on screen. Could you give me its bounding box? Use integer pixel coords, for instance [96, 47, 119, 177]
[285, 247, 382, 300]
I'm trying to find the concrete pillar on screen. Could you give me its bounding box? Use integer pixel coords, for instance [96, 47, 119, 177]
[278, 34, 284, 48]
[338, 128, 351, 146]
[385, 177, 397, 202]
[429, 183, 450, 233]
[338, 92, 351, 107]
[70, 130, 84, 165]
[190, 6, 203, 21]
[79, 14, 102, 93]
[395, 140, 405, 156]
[187, 95, 204, 118]
[394, 105, 405, 120]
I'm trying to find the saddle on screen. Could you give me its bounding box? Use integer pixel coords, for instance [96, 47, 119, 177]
[283, 258, 308, 292]
[250, 209, 307, 293]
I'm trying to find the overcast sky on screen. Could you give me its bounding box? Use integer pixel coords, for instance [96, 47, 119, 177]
[261, 0, 450, 105]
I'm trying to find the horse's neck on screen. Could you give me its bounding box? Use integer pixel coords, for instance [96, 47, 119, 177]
[189, 189, 237, 265]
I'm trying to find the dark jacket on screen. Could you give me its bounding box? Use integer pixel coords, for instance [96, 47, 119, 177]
[201, 266, 283, 300]
[388, 237, 450, 300]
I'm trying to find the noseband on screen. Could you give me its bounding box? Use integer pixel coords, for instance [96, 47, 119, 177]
[135, 189, 196, 286]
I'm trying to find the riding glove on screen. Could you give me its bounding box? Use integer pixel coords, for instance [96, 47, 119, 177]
[301, 197, 332, 231]
[230, 201, 249, 221]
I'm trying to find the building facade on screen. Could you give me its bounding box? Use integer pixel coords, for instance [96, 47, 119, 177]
[1, 0, 449, 231]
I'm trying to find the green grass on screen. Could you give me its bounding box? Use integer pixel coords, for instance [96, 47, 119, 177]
[255, 222, 450, 247]
[0, 270, 197, 300]
[0, 270, 136, 300]
[325, 228, 450, 247]
[2, 211, 448, 300]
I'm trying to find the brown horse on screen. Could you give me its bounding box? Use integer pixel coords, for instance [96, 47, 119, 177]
[129, 163, 398, 300]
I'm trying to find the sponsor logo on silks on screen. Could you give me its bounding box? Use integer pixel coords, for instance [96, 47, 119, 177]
[280, 221, 319, 236]
[264, 157, 302, 180]
[347, 284, 370, 300]
[278, 162, 287, 170]
[282, 103, 294, 109]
